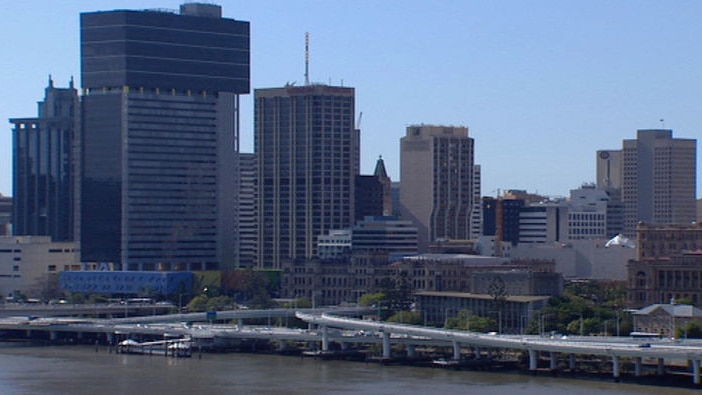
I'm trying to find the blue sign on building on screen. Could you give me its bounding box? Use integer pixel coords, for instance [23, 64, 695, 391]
[59, 271, 193, 295]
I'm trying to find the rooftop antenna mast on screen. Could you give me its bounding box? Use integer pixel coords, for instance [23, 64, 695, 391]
[304, 32, 310, 85]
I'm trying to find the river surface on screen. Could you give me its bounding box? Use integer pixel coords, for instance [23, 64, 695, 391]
[0, 343, 699, 395]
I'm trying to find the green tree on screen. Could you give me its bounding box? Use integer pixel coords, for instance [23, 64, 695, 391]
[488, 275, 508, 311]
[67, 292, 85, 304]
[676, 320, 702, 339]
[358, 292, 385, 307]
[86, 294, 109, 304]
[187, 295, 209, 312]
[445, 310, 497, 332]
[378, 271, 414, 313]
[239, 269, 274, 309]
[31, 273, 63, 302]
[294, 296, 312, 308]
[206, 295, 235, 311]
[387, 310, 423, 325]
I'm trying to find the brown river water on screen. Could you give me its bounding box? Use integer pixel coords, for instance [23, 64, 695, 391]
[0, 343, 699, 395]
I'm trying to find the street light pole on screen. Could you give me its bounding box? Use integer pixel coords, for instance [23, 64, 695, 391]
[604, 319, 610, 336]
[570, 312, 584, 336]
[490, 310, 502, 334]
[540, 313, 553, 337]
[444, 308, 452, 327]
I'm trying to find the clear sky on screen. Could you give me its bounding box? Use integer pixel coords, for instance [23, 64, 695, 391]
[2, 1, 702, 198]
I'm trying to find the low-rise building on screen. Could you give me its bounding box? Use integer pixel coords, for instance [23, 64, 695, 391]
[415, 291, 550, 334]
[632, 303, 702, 338]
[280, 252, 394, 306]
[512, 238, 636, 280]
[281, 253, 558, 307]
[397, 254, 555, 293]
[317, 216, 418, 260]
[471, 270, 562, 297]
[627, 253, 702, 308]
[627, 223, 702, 308]
[636, 222, 702, 260]
[0, 236, 79, 299]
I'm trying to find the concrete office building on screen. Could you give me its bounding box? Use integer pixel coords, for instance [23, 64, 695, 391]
[0, 195, 11, 236]
[470, 165, 482, 240]
[317, 230, 352, 260]
[79, 4, 249, 270]
[621, 130, 696, 236]
[416, 292, 550, 333]
[238, 153, 258, 268]
[511, 239, 635, 280]
[567, 184, 609, 240]
[10, 77, 79, 242]
[351, 216, 418, 257]
[255, 85, 358, 269]
[519, 204, 568, 244]
[0, 236, 79, 299]
[316, 216, 417, 260]
[482, 197, 524, 256]
[596, 149, 623, 192]
[400, 125, 475, 252]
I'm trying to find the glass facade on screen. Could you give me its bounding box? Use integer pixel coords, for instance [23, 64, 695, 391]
[10, 80, 78, 242]
[81, 10, 249, 93]
[79, 7, 249, 270]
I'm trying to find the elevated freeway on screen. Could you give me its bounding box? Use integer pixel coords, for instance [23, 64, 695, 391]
[3, 307, 702, 385]
[297, 311, 702, 384]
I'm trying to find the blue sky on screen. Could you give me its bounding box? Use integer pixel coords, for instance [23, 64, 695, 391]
[2, 1, 702, 198]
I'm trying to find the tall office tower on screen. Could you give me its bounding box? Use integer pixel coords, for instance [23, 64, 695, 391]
[80, 4, 249, 270]
[621, 129, 696, 236]
[470, 164, 482, 240]
[255, 85, 358, 269]
[238, 153, 258, 268]
[10, 77, 79, 242]
[596, 150, 624, 236]
[390, 182, 402, 217]
[596, 150, 622, 192]
[400, 125, 474, 252]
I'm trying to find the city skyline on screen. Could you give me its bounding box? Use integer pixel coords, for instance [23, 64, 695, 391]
[3, 1, 702, 198]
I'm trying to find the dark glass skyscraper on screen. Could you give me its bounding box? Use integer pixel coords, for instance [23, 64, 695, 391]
[10, 77, 79, 242]
[79, 4, 249, 270]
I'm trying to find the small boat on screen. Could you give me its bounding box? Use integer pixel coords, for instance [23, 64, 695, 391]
[116, 338, 192, 358]
[167, 341, 193, 358]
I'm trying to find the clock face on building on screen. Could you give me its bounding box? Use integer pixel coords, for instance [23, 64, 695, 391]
[599, 151, 610, 159]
